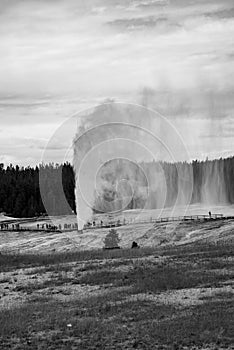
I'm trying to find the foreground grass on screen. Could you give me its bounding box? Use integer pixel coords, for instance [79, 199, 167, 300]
[0, 241, 232, 272]
[0, 296, 233, 349]
[0, 242, 233, 349]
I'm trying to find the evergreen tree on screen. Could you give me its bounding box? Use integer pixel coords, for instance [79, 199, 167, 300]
[103, 229, 120, 249]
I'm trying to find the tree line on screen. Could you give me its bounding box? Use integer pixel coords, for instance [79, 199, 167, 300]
[0, 156, 233, 218]
[0, 163, 75, 217]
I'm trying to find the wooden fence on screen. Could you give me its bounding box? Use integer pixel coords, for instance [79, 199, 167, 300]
[0, 213, 231, 233]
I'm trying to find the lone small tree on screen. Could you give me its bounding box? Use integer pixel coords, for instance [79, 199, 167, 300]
[103, 229, 120, 249]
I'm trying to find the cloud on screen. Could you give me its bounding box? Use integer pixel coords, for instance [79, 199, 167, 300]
[0, 0, 234, 164]
[136, 0, 169, 9]
[107, 16, 181, 32]
[205, 7, 234, 19]
[201, 118, 234, 139]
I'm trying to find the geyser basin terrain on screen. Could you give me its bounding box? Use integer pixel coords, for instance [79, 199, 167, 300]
[0, 204, 233, 253]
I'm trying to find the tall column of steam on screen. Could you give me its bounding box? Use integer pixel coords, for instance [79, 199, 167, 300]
[73, 124, 95, 230]
[72, 103, 193, 231]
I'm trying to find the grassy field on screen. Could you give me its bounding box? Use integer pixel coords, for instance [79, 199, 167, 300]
[0, 243, 233, 349]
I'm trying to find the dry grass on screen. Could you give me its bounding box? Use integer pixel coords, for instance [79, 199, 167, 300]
[0, 242, 233, 349]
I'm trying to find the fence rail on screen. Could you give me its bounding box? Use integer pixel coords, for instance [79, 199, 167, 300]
[0, 213, 228, 232]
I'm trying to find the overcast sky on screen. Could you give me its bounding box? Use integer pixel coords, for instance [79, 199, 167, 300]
[0, 0, 234, 166]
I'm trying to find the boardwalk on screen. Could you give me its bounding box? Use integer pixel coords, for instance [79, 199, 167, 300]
[83, 213, 225, 230]
[0, 213, 230, 232]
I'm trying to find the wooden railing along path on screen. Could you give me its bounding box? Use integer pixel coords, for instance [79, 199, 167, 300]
[0, 213, 229, 232]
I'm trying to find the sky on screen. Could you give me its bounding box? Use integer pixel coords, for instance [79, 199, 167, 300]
[0, 0, 234, 166]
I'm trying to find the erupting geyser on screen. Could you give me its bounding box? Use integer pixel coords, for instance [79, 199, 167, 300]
[73, 103, 194, 230]
[72, 104, 232, 231]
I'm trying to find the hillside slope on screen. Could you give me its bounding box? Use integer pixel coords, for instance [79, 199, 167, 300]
[0, 218, 233, 254]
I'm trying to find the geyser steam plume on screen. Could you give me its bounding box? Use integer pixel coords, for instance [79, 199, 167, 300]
[73, 103, 193, 230]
